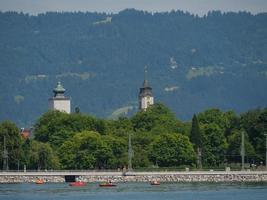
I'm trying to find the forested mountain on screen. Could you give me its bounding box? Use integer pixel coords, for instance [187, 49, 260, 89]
[0, 9, 267, 126]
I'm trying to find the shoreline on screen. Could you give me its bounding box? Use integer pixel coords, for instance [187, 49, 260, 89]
[0, 171, 267, 183]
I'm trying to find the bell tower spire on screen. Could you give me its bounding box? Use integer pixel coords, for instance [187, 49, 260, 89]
[139, 66, 154, 111]
[144, 65, 148, 81]
[143, 65, 149, 88]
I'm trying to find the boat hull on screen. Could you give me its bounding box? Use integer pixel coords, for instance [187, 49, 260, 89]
[69, 182, 87, 187]
[150, 181, 160, 185]
[35, 179, 44, 184]
[99, 183, 117, 187]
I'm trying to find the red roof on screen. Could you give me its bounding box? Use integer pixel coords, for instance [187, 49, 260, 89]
[20, 129, 30, 139]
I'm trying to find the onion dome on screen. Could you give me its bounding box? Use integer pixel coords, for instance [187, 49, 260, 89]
[53, 81, 66, 97]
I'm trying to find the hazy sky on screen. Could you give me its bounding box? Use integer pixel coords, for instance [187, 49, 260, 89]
[0, 0, 266, 15]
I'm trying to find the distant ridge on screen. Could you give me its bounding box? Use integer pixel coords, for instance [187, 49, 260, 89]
[0, 10, 267, 126]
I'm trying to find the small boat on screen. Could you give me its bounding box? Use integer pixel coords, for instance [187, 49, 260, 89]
[150, 180, 160, 185]
[69, 181, 87, 187]
[99, 182, 117, 187]
[35, 179, 44, 184]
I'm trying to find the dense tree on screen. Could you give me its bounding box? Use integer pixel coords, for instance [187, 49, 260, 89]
[27, 141, 60, 170]
[34, 111, 73, 145]
[226, 129, 256, 163]
[1, 104, 267, 170]
[106, 117, 133, 137]
[190, 114, 202, 168]
[201, 123, 228, 166]
[0, 121, 22, 170]
[20, 138, 31, 169]
[34, 111, 106, 147]
[149, 133, 195, 167]
[59, 131, 114, 169]
[254, 109, 267, 160]
[240, 109, 267, 161]
[132, 132, 154, 167]
[176, 121, 191, 137]
[190, 114, 202, 148]
[131, 103, 178, 134]
[198, 109, 233, 130]
[102, 135, 127, 168]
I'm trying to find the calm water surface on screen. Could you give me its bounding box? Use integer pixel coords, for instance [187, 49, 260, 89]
[0, 182, 266, 200]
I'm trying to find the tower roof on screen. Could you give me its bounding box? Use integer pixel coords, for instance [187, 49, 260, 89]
[53, 81, 66, 97]
[143, 79, 150, 88]
[139, 66, 153, 97]
[143, 65, 150, 87]
[53, 81, 65, 93]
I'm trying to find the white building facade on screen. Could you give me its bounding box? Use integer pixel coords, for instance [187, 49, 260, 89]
[139, 68, 154, 110]
[48, 82, 71, 113]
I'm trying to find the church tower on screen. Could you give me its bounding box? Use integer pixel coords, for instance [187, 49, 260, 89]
[48, 82, 71, 113]
[139, 66, 154, 110]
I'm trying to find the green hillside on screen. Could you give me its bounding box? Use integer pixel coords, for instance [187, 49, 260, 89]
[0, 10, 267, 126]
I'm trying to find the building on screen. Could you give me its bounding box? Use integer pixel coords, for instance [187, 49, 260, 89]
[139, 67, 154, 110]
[20, 128, 31, 139]
[48, 82, 71, 113]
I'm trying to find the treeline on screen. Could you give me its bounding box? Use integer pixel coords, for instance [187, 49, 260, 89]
[0, 103, 266, 170]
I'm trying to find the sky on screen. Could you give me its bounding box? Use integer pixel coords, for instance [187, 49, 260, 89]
[0, 0, 267, 15]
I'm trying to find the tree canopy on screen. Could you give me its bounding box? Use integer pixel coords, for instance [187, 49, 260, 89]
[1, 104, 266, 170]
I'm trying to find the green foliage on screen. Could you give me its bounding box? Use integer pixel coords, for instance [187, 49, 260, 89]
[34, 111, 72, 144]
[59, 131, 116, 169]
[106, 117, 133, 137]
[198, 109, 232, 130]
[1, 10, 267, 126]
[190, 114, 202, 149]
[1, 103, 267, 170]
[201, 123, 228, 166]
[132, 103, 178, 134]
[149, 133, 195, 167]
[176, 121, 191, 137]
[132, 132, 154, 167]
[227, 129, 256, 162]
[240, 108, 267, 161]
[27, 140, 60, 170]
[0, 121, 22, 169]
[102, 135, 127, 168]
[34, 111, 106, 147]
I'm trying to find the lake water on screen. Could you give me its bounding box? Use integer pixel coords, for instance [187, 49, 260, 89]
[0, 182, 266, 200]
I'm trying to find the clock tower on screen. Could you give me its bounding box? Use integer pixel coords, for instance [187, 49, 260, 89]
[139, 66, 154, 111]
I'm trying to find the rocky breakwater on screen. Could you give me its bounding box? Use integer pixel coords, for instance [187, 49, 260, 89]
[0, 175, 64, 183]
[82, 171, 267, 183]
[0, 171, 267, 183]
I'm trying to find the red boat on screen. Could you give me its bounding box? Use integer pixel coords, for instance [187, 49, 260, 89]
[35, 179, 44, 184]
[99, 182, 117, 187]
[69, 181, 87, 187]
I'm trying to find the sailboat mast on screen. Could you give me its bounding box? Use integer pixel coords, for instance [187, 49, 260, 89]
[2, 136, 9, 171]
[128, 133, 133, 171]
